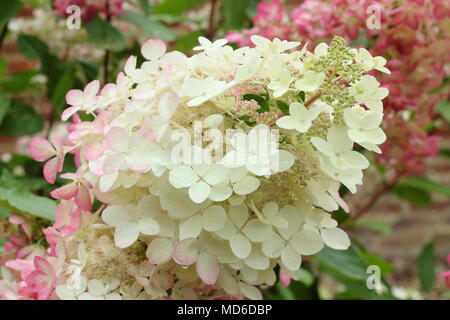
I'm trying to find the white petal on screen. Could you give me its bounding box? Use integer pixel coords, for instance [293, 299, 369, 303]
[169, 166, 198, 188]
[114, 223, 140, 248]
[138, 217, 160, 236]
[281, 244, 302, 271]
[238, 282, 262, 300]
[242, 219, 273, 242]
[102, 205, 127, 227]
[229, 203, 248, 229]
[141, 39, 166, 60]
[146, 238, 174, 264]
[87, 279, 105, 297]
[233, 176, 260, 195]
[160, 188, 200, 219]
[290, 230, 324, 255]
[188, 181, 211, 203]
[321, 228, 350, 250]
[179, 214, 203, 240]
[341, 151, 369, 169]
[172, 238, 199, 266]
[262, 234, 285, 258]
[244, 247, 269, 270]
[196, 253, 219, 285]
[202, 165, 229, 185]
[230, 233, 251, 259]
[209, 185, 233, 201]
[311, 137, 334, 156]
[276, 116, 298, 130]
[202, 205, 227, 232]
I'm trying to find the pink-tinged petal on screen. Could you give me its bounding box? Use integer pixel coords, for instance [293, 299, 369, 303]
[279, 269, 291, 287]
[446, 254, 450, 266]
[124, 56, 137, 76]
[29, 137, 55, 162]
[26, 256, 57, 300]
[132, 85, 155, 100]
[85, 142, 104, 161]
[50, 182, 78, 200]
[43, 157, 59, 184]
[83, 80, 100, 98]
[103, 153, 127, 174]
[61, 209, 81, 237]
[196, 253, 220, 285]
[146, 238, 173, 265]
[75, 184, 92, 211]
[105, 127, 129, 152]
[173, 238, 199, 266]
[61, 105, 81, 121]
[141, 39, 166, 60]
[53, 201, 73, 229]
[59, 172, 78, 180]
[66, 89, 84, 105]
[101, 83, 116, 97]
[43, 227, 61, 247]
[9, 213, 26, 225]
[330, 191, 350, 213]
[73, 151, 81, 168]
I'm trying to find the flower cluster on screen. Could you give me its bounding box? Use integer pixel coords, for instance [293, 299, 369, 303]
[12, 35, 389, 300]
[54, 0, 126, 22]
[227, 0, 450, 175]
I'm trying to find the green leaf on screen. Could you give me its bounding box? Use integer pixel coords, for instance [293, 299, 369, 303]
[315, 246, 368, 280]
[0, 70, 38, 93]
[354, 220, 391, 235]
[0, 0, 22, 28]
[0, 57, 7, 76]
[17, 33, 49, 60]
[274, 100, 289, 114]
[172, 30, 203, 53]
[357, 250, 394, 275]
[436, 101, 450, 122]
[243, 93, 269, 112]
[391, 185, 432, 206]
[442, 291, 450, 299]
[397, 176, 450, 198]
[117, 11, 176, 41]
[440, 149, 450, 159]
[0, 169, 48, 192]
[85, 15, 126, 51]
[0, 100, 44, 137]
[51, 64, 76, 116]
[299, 268, 314, 287]
[154, 0, 207, 15]
[223, 0, 252, 30]
[137, 0, 151, 15]
[0, 186, 55, 221]
[74, 59, 99, 82]
[0, 92, 12, 126]
[417, 242, 436, 292]
[297, 91, 305, 103]
[16, 33, 66, 97]
[0, 206, 10, 218]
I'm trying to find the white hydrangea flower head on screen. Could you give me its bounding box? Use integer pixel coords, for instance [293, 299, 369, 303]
[38, 35, 389, 300]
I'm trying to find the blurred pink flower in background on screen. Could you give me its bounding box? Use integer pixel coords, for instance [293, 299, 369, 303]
[54, 0, 126, 22]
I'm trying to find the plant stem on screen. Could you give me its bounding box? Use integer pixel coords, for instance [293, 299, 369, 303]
[0, 23, 9, 52]
[352, 170, 404, 220]
[206, 0, 218, 39]
[304, 91, 321, 107]
[103, 1, 111, 84]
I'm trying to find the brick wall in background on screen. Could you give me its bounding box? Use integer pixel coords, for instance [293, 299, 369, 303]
[350, 133, 450, 296]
